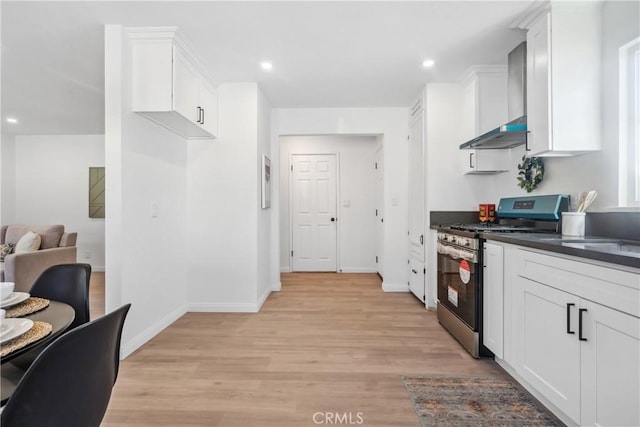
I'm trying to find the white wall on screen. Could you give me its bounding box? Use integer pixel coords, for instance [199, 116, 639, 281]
[257, 87, 274, 301]
[186, 82, 262, 311]
[0, 134, 17, 225]
[271, 108, 408, 291]
[7, 135, 105, 270]
[105, 25, 189, 357]
[280, 135, 378, 273]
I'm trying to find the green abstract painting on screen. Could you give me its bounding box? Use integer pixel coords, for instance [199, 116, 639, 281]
[89, 167, 105, 218]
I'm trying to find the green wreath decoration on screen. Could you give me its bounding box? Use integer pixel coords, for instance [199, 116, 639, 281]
[517, 155, 544, 193]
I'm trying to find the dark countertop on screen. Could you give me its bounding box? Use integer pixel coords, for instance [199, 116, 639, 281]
[480, 232, 640, 269]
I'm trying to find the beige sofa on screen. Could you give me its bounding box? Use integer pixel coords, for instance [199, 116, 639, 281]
[0, 225, 77, 292]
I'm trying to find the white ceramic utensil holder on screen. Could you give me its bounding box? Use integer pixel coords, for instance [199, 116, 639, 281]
[562, 212, 586, 237]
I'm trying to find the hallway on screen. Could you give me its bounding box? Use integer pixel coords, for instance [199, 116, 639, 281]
[103, 273, 502, 426]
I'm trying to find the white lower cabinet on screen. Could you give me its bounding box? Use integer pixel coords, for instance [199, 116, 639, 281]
[580, 299, 640, 426]
[515, 276, 581, 422]
[482, 242, 504, 358]
[509, 249, 640, 426]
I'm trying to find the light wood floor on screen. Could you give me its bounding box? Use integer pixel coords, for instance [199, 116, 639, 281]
[90, 271, 105, 319]
[100, 273, 502, 426]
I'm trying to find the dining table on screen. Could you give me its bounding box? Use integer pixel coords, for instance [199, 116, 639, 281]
[1, 299, 75, 405]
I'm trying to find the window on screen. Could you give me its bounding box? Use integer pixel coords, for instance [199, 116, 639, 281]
[619, 37, 640, 207]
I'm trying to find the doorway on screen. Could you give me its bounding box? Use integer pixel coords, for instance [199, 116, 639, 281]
[280, 135, 379, 274]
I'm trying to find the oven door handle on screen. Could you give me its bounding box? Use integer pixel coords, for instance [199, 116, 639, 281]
[437, 242, 477, 263]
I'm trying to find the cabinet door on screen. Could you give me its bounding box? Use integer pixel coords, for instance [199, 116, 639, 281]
[462, 150, 509, 174]
[515, 276, 581, 423]
[172, 47, 200, 124]
[482, 242, 503, 358]
[581, 300, 640, 427]
[526, 12, 552, 156]
[198, 80, 218, 137]
[409, 258, 425, 303]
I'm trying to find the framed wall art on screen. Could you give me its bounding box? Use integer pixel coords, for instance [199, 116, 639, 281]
[261, 155, 271, 209]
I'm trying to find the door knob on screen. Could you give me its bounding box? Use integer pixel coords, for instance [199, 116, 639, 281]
[330, 217, 336, 222]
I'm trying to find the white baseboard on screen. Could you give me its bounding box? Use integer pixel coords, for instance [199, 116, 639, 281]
[120, 303, 188, 359]
[256, 287, 271, 311]
[339, 267, 377, 273]
[280, 266, 291, 273]
[272, 281, 282, 291]
[382, 282, 409, 292]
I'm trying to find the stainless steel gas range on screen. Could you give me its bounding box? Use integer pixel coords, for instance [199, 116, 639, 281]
[435, 194, 569, 358]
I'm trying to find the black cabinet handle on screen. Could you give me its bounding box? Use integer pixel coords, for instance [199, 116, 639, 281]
[525, 131, 531, 151]
[420, 235, 424, 245]
[469, 152, 474, 168]
[330, 217, 336, 222]
[579, 308, 588, 341]
[196, 106, 202, 124]
[566, 303, 575, 334]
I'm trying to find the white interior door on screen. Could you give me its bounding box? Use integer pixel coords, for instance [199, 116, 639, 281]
[376, 145, 384, 278]
[291, 154, 337, 272]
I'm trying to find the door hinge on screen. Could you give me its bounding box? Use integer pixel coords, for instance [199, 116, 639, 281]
[423, 268, 426, 274]
[375, 209, 378, 216]
[291, 250, 294, 257]
[375, 162, 378, 170]
[290, 165, 293, 172]
[407, 259, 410, 265]
[376, 255, 378, 263]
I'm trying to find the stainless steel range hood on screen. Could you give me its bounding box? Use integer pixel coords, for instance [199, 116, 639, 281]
[460, 42, 527, 150]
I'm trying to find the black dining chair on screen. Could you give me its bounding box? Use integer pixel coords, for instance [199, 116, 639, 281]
[30, 263, 92, 330]
[0, 304, 131, 427]
[8, 263, 92, 372]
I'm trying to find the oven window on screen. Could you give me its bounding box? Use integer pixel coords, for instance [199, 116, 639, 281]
[437, 253, 478, 330]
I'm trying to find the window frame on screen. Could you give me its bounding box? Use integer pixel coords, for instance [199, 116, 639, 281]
[618, 36, 640, 208]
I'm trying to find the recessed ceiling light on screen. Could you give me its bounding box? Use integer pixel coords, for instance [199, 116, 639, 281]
[6, 117, 18, 124]
[422, 59, 435, 68]
[260, 61, 273, 71]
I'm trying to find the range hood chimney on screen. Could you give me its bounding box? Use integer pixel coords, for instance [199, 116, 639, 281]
[459, 42, 527, 150]
[508, 41, 527, 121]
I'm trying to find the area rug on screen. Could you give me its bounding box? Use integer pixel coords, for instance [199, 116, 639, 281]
[402, 376, 563, 426]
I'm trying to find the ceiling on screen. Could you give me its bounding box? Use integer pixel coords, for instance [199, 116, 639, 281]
[1, 1, 532, 135]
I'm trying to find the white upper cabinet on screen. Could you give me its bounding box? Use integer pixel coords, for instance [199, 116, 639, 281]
[130, 27, 218, 139]
[460, 67, 510, 174]
[461, 66, 508, 141]
[520, 2, 602, 156]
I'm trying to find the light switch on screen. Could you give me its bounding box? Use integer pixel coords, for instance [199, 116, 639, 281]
[151, 201, 158, 218]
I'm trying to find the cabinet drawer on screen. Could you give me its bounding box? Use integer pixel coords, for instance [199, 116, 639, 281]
[517, 249, 639, 317]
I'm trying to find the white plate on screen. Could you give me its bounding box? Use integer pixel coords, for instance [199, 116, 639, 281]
[0, 322, 15, 337]
[0, 292, 30, 308]
[0, 318, 34, 344]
